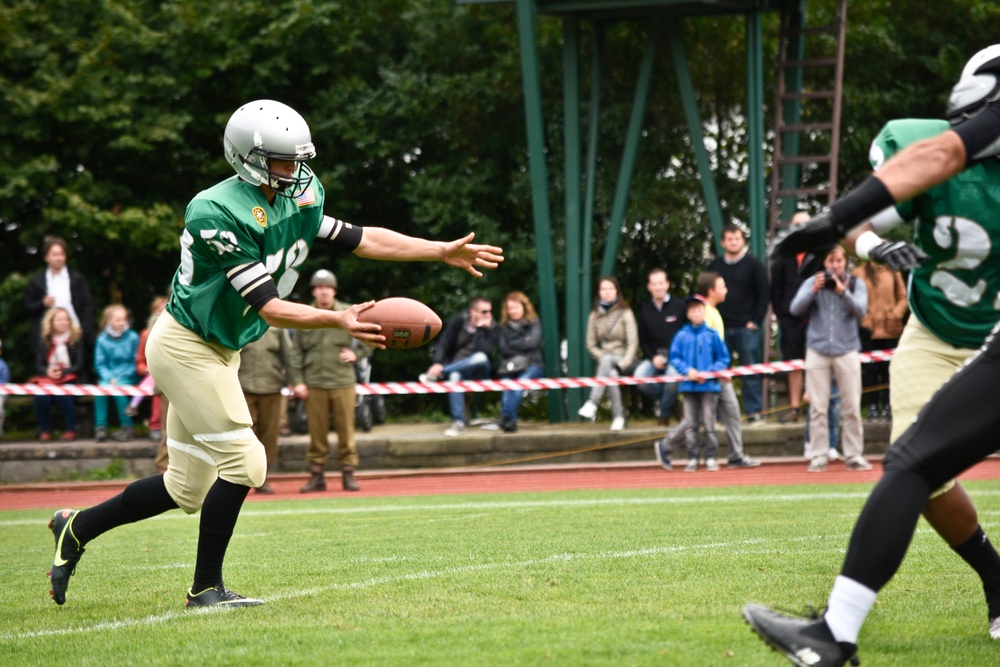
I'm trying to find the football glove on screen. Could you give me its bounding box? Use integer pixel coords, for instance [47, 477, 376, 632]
[868, 240, 929, 271]
[768, 209, 847, 272]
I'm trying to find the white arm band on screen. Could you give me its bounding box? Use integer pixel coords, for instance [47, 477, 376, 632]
[854, 231, 884, 260]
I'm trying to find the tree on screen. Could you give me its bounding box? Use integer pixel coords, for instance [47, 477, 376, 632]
[0, 0, 996, 394]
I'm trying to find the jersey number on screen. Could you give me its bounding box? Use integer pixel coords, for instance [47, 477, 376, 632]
[266, 239, 309, 298]
[178, 230, 308, 297]
[929, 216, 997, 309]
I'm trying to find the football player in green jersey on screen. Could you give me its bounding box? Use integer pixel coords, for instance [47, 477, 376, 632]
[45, 100, 503, 608]
[746, 46, 1000, 665]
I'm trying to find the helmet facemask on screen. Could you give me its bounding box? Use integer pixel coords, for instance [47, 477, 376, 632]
[243, 146, 315, 198]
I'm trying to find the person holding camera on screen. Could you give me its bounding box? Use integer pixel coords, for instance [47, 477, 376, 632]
[790, 245, 870, 472]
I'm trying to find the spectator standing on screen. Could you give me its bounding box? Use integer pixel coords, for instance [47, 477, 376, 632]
[655, 274, 759, 469]
[852, 260, 908, 421]
[769, 211, 811, 423]
[93, 304, 140, 442]
[669, 295, 731, 472]
[578, 277, 638, 431]
[697, 272, 759, 467]
[634, 268, 686, 425]
[30, 308, 85, 441]
[239, 327, 293, 494]
[495, 291, 544, 433]
[421, 296, 498, 437]
[0, 338, 8, 437]
[24, 236, 95, 360]
[790, 246, 870, 472]
[290, 270, 372, 493]
[706, 224, 770, 422]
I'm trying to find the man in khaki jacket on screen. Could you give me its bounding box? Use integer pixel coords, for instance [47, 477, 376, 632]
[289, 270, 373, 492]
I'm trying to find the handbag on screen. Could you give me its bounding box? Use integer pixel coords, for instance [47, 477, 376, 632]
[499, 354, 530, 377]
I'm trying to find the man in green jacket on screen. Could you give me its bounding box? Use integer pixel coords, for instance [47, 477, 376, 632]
[290, 269, 373, 492]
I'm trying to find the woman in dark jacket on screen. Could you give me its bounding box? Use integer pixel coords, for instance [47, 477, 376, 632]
[496, 291, 544, 432]
[32, 307, 85, 441]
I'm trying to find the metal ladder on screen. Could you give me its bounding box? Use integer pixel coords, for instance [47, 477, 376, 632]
[763, 0, 848, 415]
[768, 0, 848, 234]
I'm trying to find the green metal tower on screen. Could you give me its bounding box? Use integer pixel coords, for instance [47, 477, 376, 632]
[460, 0, 837, 421]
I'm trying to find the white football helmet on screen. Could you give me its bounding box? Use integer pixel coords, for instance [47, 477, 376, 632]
[223, 100, 316, 197]
[947, 45, 1000, 124]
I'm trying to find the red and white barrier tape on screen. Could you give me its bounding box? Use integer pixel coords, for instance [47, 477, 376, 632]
[0, 350, 895, 397]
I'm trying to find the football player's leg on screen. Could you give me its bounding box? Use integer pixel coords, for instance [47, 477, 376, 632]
[828, 334, 1000, 643]
[888, 318, 975, 444]
[887, 318, 1000, 625]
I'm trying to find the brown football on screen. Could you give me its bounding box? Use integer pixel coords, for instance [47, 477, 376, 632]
[358, 297, 442, 350]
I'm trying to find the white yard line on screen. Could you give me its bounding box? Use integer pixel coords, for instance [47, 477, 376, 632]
[4, 532, 854, 642]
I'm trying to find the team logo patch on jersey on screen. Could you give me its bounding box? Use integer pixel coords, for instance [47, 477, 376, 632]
[297, 188, 316, 207]
[252, 206, 267, 227]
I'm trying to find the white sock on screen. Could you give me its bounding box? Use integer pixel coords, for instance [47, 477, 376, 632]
[824, 575, 877, 644]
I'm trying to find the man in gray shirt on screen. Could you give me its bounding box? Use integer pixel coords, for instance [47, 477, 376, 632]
[791, 245, 870, 472]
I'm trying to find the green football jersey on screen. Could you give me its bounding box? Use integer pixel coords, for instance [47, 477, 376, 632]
[870, 118, 1000, 348]
[167, 176, 326, 350]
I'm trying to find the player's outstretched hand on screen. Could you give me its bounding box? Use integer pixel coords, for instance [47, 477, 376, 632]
[340, 301, 387, 349]
[442, 233, 504, 277]
[768, 209, 844, 272]
[868, 240, 928, 271]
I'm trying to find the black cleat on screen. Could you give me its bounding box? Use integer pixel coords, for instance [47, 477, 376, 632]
[185, 585, 265, 608]
[48, 509, 85, 605]
[743, 603, 859, 666]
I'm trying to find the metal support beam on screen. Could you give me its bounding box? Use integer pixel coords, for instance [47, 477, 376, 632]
[599, 21, 659, 277]
[667, 20, 725, 256]
[562, 17, 586, 416]
[515, 0, 563, 420]
[745, 11, 767, 260]
[580, 23, 603, 351]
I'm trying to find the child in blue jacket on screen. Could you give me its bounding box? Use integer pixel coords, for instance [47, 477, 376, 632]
[94, 304, 140, 442]
[669, 295, 731, 471]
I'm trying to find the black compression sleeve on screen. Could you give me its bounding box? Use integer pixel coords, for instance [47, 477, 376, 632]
[827, 176, 895, 233]
[318, 216, 363, 249]
[953, 104, 1000, 164]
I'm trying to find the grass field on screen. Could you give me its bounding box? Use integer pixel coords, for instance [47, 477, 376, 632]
[4, 482, 1000, 666]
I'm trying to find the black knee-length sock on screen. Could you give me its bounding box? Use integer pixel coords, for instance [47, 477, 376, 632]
[72, 475, 178, 546]
[954, 526, 1000, 618]
[192, 478, 250, 592]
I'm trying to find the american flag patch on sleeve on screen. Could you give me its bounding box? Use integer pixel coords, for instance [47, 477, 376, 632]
[297, 188, 317, 207]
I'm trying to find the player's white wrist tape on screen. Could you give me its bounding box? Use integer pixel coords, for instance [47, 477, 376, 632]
[854, 230, 883, 260]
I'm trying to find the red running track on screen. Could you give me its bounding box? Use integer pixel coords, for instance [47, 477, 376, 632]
[3, 457, 1000, 512]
